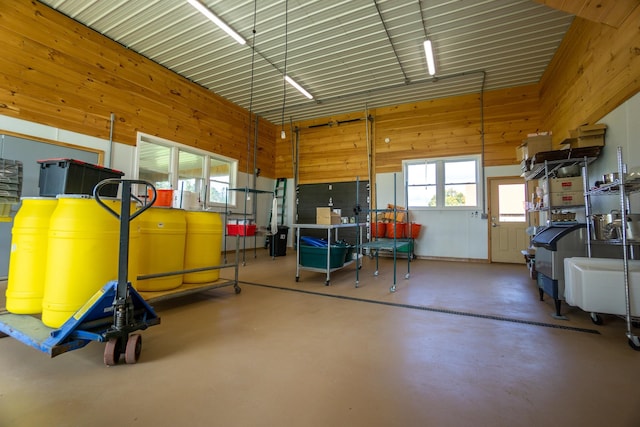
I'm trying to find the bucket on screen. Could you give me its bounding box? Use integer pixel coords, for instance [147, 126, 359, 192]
[409, 223, 422, 239]
[385, 222, 407, 238]
[149, 188, 174, 207]
[371, 222, 386, 238]
[591, 214, 617, 240]
[41, 196, 135, 328]
[137, 207, 186, 291]
[183, 211, 223, 283]
[5, 198, 58, 314]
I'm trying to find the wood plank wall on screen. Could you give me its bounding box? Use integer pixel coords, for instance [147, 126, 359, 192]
[0, 0, 276, 177]
[277, 8, 640, 182]
[277, 84, 542, 183]
[539, 9, 640, 146]
[1, 1, 639, 185]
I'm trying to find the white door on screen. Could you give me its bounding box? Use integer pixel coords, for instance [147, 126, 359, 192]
[489, 177, 528, 264]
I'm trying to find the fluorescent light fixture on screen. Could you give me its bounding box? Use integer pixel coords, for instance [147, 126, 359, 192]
[285, 75, 313, 100]
[423, 39, 436, 75]
[187, 0, 246, 45]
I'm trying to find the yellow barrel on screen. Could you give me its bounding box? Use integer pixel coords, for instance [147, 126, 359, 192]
[183, 211, 223, 284]
[5, 198, 58, 314]
[137, 207, 186, 291]
[41, 196, 138, 328]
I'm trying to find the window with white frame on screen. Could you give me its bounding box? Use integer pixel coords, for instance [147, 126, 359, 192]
[137, 133, 237, 207]
[405, 155, 480, 208]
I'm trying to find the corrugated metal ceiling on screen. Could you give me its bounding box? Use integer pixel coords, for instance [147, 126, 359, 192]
[38, 0, 575, 125]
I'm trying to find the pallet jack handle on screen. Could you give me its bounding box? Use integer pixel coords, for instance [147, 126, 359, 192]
[93, 179, 156, 318]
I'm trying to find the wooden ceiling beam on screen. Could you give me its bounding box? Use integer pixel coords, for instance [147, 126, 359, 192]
[533, 0, 640, 28]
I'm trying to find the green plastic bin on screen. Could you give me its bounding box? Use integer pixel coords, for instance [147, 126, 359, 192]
[299, 244, 347, 269]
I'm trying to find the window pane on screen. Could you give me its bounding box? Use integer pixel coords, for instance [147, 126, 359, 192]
[444, 184, 477, 206]
[445, 160, 476, 184]
[407, 163, 436, 185]
[498, 183, 525, 222]
[209, 158, 230, 204]
[138, 141, 171, 189]
[178, 150, 204, 194]
[408, 185, 436, 206]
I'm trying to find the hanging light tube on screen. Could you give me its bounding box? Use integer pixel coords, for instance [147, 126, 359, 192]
[285, 75, 313, 100]
[187, 0, 246, 45]
[423, 39, 436, 75]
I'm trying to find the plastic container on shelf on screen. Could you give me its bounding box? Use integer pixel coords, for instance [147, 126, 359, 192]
[226, 223, 256, 236]
[299, 244, 347, 269]
[409, 223, 422, 239]
[371, 222, 386, 238]
[385, 222, 407, 238]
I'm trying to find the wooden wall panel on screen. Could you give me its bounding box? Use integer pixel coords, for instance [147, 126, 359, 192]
[296, 120, 369, 184]
[4, 1, 640, 187]
[0, 0, 276, 177]
[539, 8, 640, 146]
[276, 85, 542, 181]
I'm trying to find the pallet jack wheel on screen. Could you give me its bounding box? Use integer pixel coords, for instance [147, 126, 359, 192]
[125, 334, 142, 364]
[104, 338, 122, 366]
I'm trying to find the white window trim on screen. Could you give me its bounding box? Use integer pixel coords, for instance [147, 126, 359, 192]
[403, 154, 482, 210]
[134, 132, 238, 208]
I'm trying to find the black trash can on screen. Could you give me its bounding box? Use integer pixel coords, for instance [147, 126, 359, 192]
[270, 225, 289, 257]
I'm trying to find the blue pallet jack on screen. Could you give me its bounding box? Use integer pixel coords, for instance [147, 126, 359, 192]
[0, 179, 161, 366]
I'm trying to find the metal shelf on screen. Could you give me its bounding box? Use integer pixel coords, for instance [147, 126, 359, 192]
[583, 146, 640, 350]
[523, 156, 599, 181]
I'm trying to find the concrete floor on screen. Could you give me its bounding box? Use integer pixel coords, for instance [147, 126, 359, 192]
[1, 249, 639, 426]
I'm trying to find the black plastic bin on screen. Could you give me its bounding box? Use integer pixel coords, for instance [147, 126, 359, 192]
[270, 225, 289, 257]
[38, 158, 124, 197]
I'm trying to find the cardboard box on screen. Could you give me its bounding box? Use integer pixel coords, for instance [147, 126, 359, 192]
[516, 135, 552, 161]
[570, 135, 605, 148]
[543, 191, 585, 207]
[569, 124, 606, 148]
[569, 124, 607, 138]
[540, 176, 584, 194]
[316, 207, 341, 225]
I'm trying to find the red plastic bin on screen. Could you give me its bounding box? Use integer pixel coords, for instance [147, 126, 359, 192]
[226, 223, 256, 236]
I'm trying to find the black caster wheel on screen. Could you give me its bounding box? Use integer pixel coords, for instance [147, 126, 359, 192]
[590, 313, 603, 325]
[125, 334, 142, 364]
[325, 280, 330, 286]
[295, 277, 299, 282]
[104, 337, 122, 366]
[234, 286, 242, 294]
[628, 336, 640, 351]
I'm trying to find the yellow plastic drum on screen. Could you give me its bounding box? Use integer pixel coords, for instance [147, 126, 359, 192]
[41, 196, 133, 328]
[137, 207, 186, 291]
[183, 211, 223, 284]
[5, 198, 58, 314]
